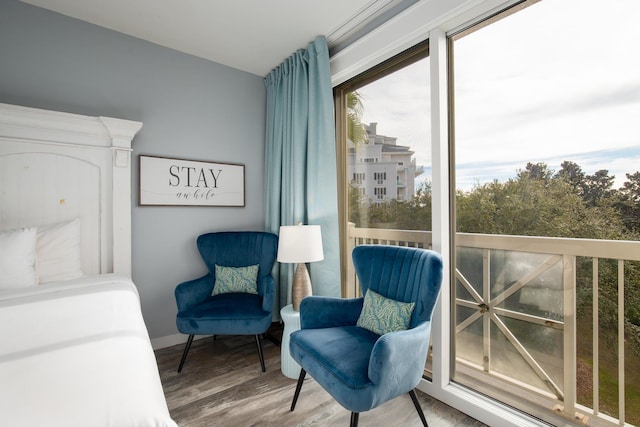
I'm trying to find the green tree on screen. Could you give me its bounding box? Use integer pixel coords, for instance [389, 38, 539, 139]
[347, 91, 368, 145]
[554, 160, 586, 195]
[582, 169, 615, 207]
[367, 200, 402, 227]
[347, 183, 366, 227]
[395, 181, 433, 230]
[457, 163, 626, 239]
[518, 161, 553, 182]
[617, 171, 640, 233]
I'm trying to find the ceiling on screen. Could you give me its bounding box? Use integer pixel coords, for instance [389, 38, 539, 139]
[20, 0, 404, 77]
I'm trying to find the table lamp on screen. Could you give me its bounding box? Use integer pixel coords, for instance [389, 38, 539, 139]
[277, 225, 324, 311]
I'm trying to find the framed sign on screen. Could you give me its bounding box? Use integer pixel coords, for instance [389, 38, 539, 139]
[139, 155, 245, 207]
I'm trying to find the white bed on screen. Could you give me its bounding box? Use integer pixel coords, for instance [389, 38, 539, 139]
[0, 103, 177, 427]
[0, 274, 176, 427]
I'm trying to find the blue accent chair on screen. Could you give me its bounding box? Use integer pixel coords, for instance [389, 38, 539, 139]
[289, 245, 443, 427]
[175, 231, 278, 373]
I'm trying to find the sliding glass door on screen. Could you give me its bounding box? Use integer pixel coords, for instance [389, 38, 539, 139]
[449, 1, 640, 425]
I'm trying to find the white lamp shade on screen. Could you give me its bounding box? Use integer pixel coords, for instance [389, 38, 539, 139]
[277, 225, 324, 263]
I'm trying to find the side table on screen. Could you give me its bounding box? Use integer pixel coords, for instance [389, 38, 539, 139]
[280, 304, 301, 379]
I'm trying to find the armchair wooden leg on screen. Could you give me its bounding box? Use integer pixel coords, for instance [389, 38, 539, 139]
[177, 334, 194, 373]
[290, 368, 307, 411]
[350, 412, 359, 427]
[409, 389, 429, 427]
[255, 334, 266, 372]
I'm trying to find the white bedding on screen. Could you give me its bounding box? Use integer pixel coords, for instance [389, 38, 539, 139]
[0, 274, 177, 427]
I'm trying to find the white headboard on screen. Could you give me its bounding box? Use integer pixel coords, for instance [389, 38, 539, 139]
[0, 103, 142, 277]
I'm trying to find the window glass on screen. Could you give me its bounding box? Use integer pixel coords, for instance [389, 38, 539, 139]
[450, 1, 640, 425]
[336, 43, 432, 374]
[346, 56, 430, 227]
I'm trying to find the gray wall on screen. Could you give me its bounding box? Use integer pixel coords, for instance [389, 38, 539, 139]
[0, 1, 267, 339]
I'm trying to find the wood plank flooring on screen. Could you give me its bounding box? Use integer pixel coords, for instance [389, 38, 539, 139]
[155, 325, 487, 427]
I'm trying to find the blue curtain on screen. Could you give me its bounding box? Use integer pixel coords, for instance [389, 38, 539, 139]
[264, 36, 340, 311]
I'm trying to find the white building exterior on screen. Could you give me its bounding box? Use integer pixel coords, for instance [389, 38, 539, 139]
[348, 122, 422, 203]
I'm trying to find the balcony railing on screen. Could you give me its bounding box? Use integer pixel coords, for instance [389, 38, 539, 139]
[345, 224, 640, 427]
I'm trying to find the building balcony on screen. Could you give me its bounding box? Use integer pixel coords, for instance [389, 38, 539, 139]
[345, 224, 640, 427]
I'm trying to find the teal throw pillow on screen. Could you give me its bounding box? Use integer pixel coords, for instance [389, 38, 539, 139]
[356, 289, 415, 335]
[212, 264, 259, 295]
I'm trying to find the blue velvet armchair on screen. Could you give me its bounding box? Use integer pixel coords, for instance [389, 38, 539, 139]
[289, 245, 443, 427]
[175, 231, 278, 373]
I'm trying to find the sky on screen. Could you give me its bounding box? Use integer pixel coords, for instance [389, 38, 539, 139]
[355, 0, 640, 192]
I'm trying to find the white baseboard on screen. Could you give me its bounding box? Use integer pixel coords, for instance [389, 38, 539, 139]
[151, 333, 212, 350]
[151, 333, 187, 350]
[151, 322, 283, 350]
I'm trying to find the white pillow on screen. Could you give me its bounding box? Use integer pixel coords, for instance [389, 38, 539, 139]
[0, 227, 38, 289]
[37, 219, 83, 284]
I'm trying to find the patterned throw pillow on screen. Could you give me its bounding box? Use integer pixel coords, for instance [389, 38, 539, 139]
[356, 289, 415, 335]
[212, 264, 259, 295]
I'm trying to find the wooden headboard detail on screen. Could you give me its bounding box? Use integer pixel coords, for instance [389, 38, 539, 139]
[0, 103, 142, 277]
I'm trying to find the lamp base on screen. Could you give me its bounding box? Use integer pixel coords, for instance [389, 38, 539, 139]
[292, 262, 312, 311]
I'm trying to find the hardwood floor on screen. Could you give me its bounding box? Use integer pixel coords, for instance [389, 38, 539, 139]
[155, 325, 487, 427]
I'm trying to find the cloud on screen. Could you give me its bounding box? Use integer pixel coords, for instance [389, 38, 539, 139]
[452, 147, 640, 192]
